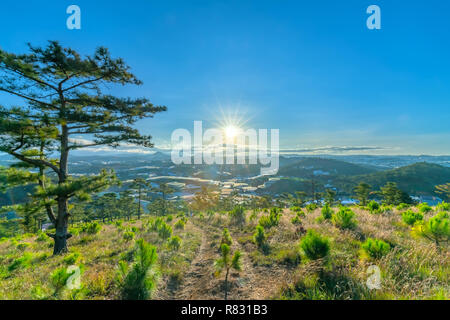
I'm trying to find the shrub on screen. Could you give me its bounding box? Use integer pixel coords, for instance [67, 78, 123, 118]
[221, 228, 233, 246]
[253, 225, 266, 250]
[50, 265, 82, 295]
[436, 201, 450, 212]
[402, 209, 423, 226]
[69, 227, 80, 236]
[258, 208, 281, 229]
[321, 204, 333, 220]
[396, 203, 409, 211]
[81, 222, 101, 234]
[174, 219, 185, 230]
[229, 205, 246, 225]
[157, 223, 172, 241]
[50, 267, 74, 293]
[149, 217, 164, 231]
[291, 213, 302, 225]
[367, 200, 380, 213]
[299, 230, 330, 260]
[168, 236, 182, 251]
[123, 231, 135, 242]
[117, 239, 159, 300]
[332, 207, 357, 229]
[64, 251, 82, 265]
[277, 248, 301, 266]
[114, 220, 123, 227]
[291, 206, 303, 213]
[305, 203, 318, 213]
[413, 212, 449, 247]
[8, 252, 33, 272]
[214, 244, 242, 300]
[36, 232, 49, 242]
[166, 215, 174, 222]
[361, 238, 391, 259]
[380, 204, 393, 214]
[418, 203, 433, 214]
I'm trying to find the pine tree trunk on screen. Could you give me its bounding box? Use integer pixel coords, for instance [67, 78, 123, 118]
[53, 120, 70, 255]
[224, 268, 229, 300]
[53, 196, 70, 255]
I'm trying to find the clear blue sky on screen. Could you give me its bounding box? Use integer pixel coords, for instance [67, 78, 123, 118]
[1, 0, 449, 155]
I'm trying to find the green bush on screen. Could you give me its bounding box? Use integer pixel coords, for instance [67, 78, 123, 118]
[321, 204, 333, 220]
[149, 217, 164, 231]
[418, 203, 433, 214]
[305, 203, 318, 213]
[277, 248, 301, 266]
[81, 222, 101, 234]
[396, 203, 410, 211]
[229, 205, 246, 225]
[168, 236, 182, 251]
[221, 228, 233, 246]
[361, 238, 391, 259]
[436, 201, 450, 212]
[123, 231, 135, 242]
[36, 232, 49, 242]
[258, 208, 281, 229]
[157, 223, 172, 241]
[332, 207, 357, 229]
[69, 227, 80, 236]
[291, 213, 302, 225]
[50, 267, 73, 293]
[8, 252, 33, 272]
[174, 219, 185, 230]
[402, 209, 423, 226]
[299, 230, 330, 260]
[117, 239, 159, 300]
[63, 251, 82, 265]
[414, 212, 449, 247]
[367, 200, 380, 213]
[253, 225, 267, 251]
[291, 206, 303, 213]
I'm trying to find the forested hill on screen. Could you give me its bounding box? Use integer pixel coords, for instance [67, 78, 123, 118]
[278, 157, 379, 177]
[344, 162, 450, 196]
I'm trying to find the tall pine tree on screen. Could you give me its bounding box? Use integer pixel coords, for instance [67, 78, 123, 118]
[0, 41, 166, 254]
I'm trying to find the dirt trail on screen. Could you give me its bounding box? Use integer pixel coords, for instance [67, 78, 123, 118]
[229, 230, 292, 300]
[170, 219, 294, 300]
[175, 225, 218, 299]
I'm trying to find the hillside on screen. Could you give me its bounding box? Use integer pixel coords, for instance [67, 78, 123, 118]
[0, 205, 448, 300]
[342, 162, 450, 196]
[278, 158, 379, 177]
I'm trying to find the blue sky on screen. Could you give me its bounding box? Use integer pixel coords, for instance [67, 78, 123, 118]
[0, 0, 449, 155]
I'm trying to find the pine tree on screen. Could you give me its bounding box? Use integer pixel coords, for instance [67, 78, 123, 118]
[0, 42, 166, 254]
[353, 182, 371, 206]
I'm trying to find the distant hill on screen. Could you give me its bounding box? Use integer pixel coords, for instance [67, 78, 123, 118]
[278, 157, 379, 177]
[343, 162, 450, 196]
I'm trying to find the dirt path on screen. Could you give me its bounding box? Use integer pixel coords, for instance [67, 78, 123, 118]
[175, 225, 219, 299]
[171, 219, 294, 300]
[229, 230, 293, 300]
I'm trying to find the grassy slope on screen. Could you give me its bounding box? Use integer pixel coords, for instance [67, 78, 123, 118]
[0, 206, 448, 300]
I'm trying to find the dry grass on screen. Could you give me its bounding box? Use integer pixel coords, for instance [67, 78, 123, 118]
[0, 205, 448, 300]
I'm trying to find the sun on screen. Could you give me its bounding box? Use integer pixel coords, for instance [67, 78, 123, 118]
[224, 125, 240, 140]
